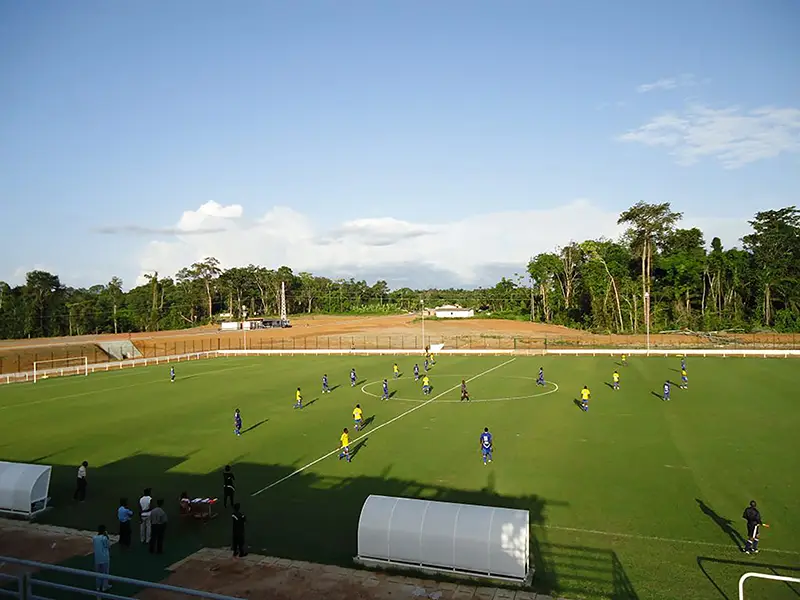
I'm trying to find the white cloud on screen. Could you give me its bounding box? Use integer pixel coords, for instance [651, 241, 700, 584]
[130, 199, 749, 289]
[636, 74, 696, 93]
[617, 104, 800, 168]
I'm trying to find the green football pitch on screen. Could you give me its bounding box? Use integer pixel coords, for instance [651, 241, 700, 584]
[1, 354, 798, 600]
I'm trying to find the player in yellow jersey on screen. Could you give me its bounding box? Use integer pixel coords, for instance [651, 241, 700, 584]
[422, 375, 431, 395]
[612, 370, 620, 390]
[680, 368, 688, 389]
[621, 354, 627, 367]
[293, 387, 302, 409]
[353, 404, 363, 430]
[338, 428, 351, 462]
[393, 363, 400, 379]
[580, 386, 590, 411]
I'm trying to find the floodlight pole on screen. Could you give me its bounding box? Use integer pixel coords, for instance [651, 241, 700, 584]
[421, 298, 425, 350]
[644, 291, 650, 355]
[242, 307, 248, 351]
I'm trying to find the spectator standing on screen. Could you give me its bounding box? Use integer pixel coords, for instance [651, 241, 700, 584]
[223, 465, 235, 507]
[149, 499, 168, 554]
[92, 525, 111, 592]
[139, 488, 152, 545]
[74, 461, 88, 501]
[117, 498, 133, 549]
[232, 503, 247, 557]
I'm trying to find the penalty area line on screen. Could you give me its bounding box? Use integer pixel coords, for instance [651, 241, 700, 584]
[250, 357, 517, 497]
[542, 525, 800, 556]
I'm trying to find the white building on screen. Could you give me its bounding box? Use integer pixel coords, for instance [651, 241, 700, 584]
[434, 305, 474, 318]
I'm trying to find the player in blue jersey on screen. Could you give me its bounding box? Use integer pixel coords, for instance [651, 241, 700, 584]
[479, 428, 493, 464]
[424, 358, 429, 372]
[170, 367, 175, 383]
[663, 381, 671, 401]
[233, 409, 242, 436]
[382, 379, 389, 400]
[536, 367, 545, 386]
[322, 374, 330, 394]
[413, 363, 420, 381]
[350, 368, 357, 387]
[681, 356, 686, 372]
[680, 369, 688, 389]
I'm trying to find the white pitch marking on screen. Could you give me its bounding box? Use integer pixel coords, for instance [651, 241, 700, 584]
[250, 357, 517, 496]
[359, 375, 559, 404]
[0, 363, 257, 412]
[541, 524, 800, 556]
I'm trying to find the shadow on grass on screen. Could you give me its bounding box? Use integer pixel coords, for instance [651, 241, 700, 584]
[350, 438, 367, 460]
[242, 419, 268, 434]
[604, 382, 613, 389]
[6, 454, 639, 600]
[304, 398, 318, 408]
[329, 385, 340, 392]
[650, 391, 664, 401]
[361, 415, 375, 430]
[388, 390, 396, 399]
[696, 555, 800, 600]
[695, 499, 745, 551]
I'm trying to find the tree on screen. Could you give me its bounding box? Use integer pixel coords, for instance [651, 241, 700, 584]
[618, 202, 683, 331]
[191, 257, 222, 320]
[106, 277, 124, 334]
[581, 240, 624, 332]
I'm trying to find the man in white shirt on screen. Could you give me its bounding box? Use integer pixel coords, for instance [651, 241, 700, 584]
[139, 488, 152, 544]
[74, 461, 88, 502]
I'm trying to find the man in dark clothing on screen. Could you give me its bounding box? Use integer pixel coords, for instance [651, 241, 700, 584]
[149, 499, 168, 554]
[74, 461, 88, 501]
[223, 465, 235, 508]
[232, 503, 247, 557]
[743, 500, 765, 554]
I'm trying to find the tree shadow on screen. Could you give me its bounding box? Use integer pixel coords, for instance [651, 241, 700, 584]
[242, 419, 268, 434]
[695, 499, 745, 551]
[361, 415, 375, 430]
[696, 555, 800, 600]
[14, 453, 642, 599]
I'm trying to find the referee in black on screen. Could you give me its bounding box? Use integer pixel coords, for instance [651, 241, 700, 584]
[742, 500, 766, 554]
[223, 465, 235, 508]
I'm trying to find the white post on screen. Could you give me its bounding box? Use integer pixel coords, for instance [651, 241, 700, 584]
[242, 307, 248, 351]
[739, 572, 800, 600]
[420, 299, 425, 350]
[644, 291, 650, 354]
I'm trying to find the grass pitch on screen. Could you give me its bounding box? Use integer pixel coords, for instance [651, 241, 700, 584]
[0, 354, 798, 599]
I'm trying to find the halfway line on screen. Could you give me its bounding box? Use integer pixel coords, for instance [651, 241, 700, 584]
[251, 357, 517, 496]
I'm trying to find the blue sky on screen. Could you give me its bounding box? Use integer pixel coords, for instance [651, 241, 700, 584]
[1, 0, 798, 290]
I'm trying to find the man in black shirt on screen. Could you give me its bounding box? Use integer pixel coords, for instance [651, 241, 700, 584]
[742, 500, 766, 554]
[232, 503, 247, 557]
[223, 465, 235, 508]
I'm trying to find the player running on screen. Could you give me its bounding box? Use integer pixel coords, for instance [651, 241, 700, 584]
[381, 379, 389, 400]
[612, 370, 620, 390]
[663, 381, 671, 401]
[322, 374, 330, 394]
[350, 368, 357, 387]
[580, 386, 590, 411]
[353, 404, 363, 431]
[621, 354, 627, 367]
[393, 363, 400, 379]
[293, 387, 303, 409]
[422, 375, 431, 395]
[233, 409, 242, 436]
[680, 369, 688, 389]
[170, 367, 175, 383]
[413, 363, 420, 381]
[536, 367, 545, 386]
[461, 379, 470, 402]
[338, 428, 351, 462]
[479, 427, 493, 465]
[424, 357, 430, 372]
[681, 356, 687, 371]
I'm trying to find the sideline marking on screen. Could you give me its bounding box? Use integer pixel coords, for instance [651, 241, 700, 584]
[0, 363, 257, 412]
[251, 357, 517, 496]
[360, 375, 559, 403]
[542, 524, 800, 556]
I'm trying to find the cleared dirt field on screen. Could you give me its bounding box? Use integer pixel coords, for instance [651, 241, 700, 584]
[0, 314, 797, 375]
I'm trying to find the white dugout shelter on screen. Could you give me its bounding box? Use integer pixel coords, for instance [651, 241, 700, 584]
[356, 495, 530, 583]
[0, 461, 52, 518]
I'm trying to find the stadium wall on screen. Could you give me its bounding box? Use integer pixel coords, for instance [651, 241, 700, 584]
[2, 347, 799, 385]
[1, 332, 798, 376]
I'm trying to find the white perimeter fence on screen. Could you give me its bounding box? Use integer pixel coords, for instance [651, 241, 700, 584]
[1, 347, 799, 385]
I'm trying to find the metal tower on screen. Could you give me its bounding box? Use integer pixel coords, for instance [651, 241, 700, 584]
[280, 281, 288, 322]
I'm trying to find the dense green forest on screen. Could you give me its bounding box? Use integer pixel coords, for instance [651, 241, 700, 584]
[1, 202, 799, 340]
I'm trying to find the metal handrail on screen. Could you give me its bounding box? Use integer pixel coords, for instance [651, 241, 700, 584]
[738, 571, 800, 600]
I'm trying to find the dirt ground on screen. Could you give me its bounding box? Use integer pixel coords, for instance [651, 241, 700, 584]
[0, 520, 93, 578]
[1, 314, 797, 375]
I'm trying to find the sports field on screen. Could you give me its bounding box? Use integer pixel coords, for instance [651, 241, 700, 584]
[1, 354, 798, 599]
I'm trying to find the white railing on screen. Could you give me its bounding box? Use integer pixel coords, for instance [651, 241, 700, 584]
[1, 347, 799, 385]
[739, 572, 800, 599]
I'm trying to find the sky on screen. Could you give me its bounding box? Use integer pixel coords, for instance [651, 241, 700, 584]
[1, 0, 799, 291]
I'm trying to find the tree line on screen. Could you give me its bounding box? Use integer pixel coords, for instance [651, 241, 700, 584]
[1, 202, 798, 340]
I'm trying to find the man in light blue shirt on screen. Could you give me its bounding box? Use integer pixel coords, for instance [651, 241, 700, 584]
[117, 498, 133, 548]
[92, 525, 111, 592]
